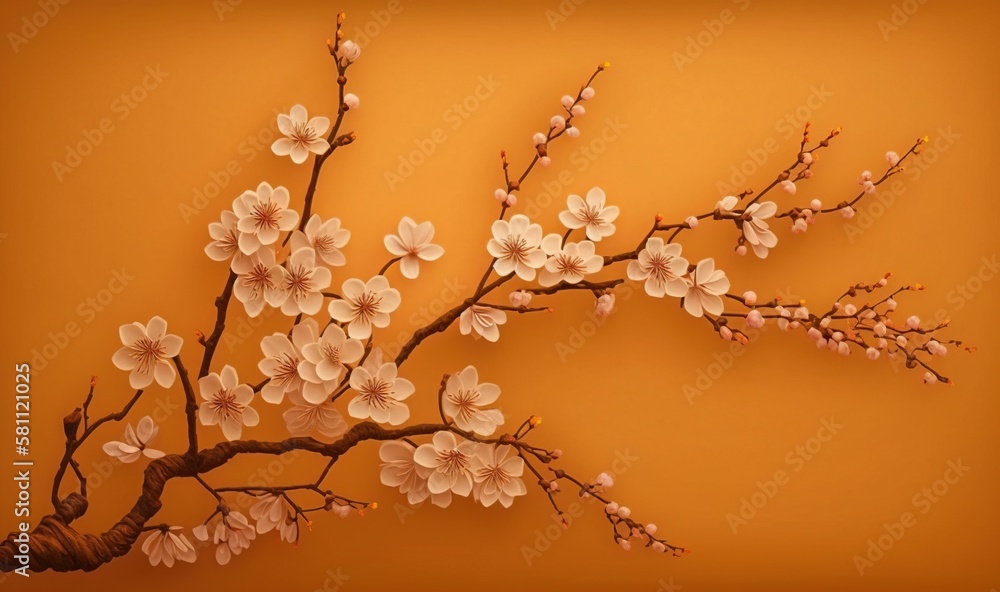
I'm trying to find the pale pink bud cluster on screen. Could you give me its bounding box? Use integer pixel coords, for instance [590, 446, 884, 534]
[595, 294, 616, 318]
[509, 290, 533, 308]
[886, 151, 900, 166]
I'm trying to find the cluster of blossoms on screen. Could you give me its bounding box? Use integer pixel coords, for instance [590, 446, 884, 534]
[378, 366, 520, 508]
[68, 18, 962, 573]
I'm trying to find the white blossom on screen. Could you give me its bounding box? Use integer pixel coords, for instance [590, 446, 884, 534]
[111, 316, 182, 389]
[384, 217, 445, 279]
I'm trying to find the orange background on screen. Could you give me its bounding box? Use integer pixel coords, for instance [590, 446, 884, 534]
[1, 0, 998, 590]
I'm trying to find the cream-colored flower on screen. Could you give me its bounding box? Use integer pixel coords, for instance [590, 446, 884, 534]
[459, 305, 507, 342]
[539, 234, 603, 287]
[257, 323, 314, 404]
[442, 365, 504, 436]
[384, 216, 445, 279]
[249, 493, 297, 543]
[272, 247, 332, 316]
[233, 247, 285, 318]
[233, 182, 299, 255]
[470, 444, 527, 508]
[328, 275, 401, 340]
[379, 440, 433, 505]
[486, 214, 546, 281]
[298, 322, 364, 404]
[102, 415, 165, 463]
[141, 526, 197, 567]
[198, 365, 259, 441]
[193, 512, 256, 566]
[626, 238, 689, 298]
[557, 186, 619, 241]
[282, 389, 348, 438]
[204, 210, 254, 273]
[741, 201, 778, 258]
[271, 104, 330, 164]
[347, 350, 414, 425]
[413, 431, 476, 499]
[682, 258, 731, 318]
[111, 316, 182, 389]
[290, 214, 350, 267]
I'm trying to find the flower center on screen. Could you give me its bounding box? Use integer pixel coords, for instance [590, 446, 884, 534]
[501, 235, 531, 264]
[646, 252, 676, 284]
[475, 464, 511, 489]
[361, 378, 394, 409]
[209, 388, 242, 420]
[127, 337, 166, 374]
[579, 205, 605, 226]
[272, 353, 300, 387]
[353, 291, 382, 323]
[321, 342, 342, 364]
[252, 201, 282, 232]
[292, 122, 319, 144]
[221, 228, 239, 254]
[283, 263, 315, 301]
[313, 234, 336, 255]
[436, 449, 470, 476]
[554, 253, 586, 276]
[448, 389, 478, 421]
[244, 263, 275, 297]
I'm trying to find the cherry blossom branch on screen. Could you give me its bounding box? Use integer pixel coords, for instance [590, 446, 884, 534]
[50, 381, 144, 510]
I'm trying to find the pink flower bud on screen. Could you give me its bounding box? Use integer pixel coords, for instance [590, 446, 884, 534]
[866, 347, 880, 360]
[595, 294, 615, 318]
[793, 307, 810, 321]
[886, 297, 897, 311]
[551, 449, 562, 459]
[876, 338, 887, 349]
[832, 331, 844, 342]
[743, 291, 757, 305]
[685, 216, 699, 229]
[802, 152, 814, 165]
[838, 341, 851, 356]
[841, 206, 855, 219]
[820, 317, 831, 328]
[736, 245, 748, 256]
[539, 156, 552, 167]
[566, 126, 581, 138]
[645, 523, 658, 535]
[550, 115, 566, 129]
[923, 372, 937, 385]
[605, 502, 619, 514]
[505, 195, 517, 207]
[810, 199, 823, 210]
[843, 304, 857, 316]
[509, 290, 533, 308]
[906, 315, 920, 329]
[719, 326, 733, 340]
[571, 104, 585, 117]
[803, 169, 813, 179]
[807, 327, 822, 341]
[596, 472, 615, 488]
[619, 538, 632, 551]
[494, 188, 507, 201]
[652, 541, 667, 552]
[780, 180, 797, 195]
[874, 322, 886, 337]
[876, 278, 888, 287]
[886, 151, 900, 166]
[859, 170, 873, 182]
[343, 93, 360, 110]
[560, 95, 575, 108]
[896, 335, 907, 346]
[746, 310, 765, 329]
[532, 132, 547, 146]
[863, 181, 876, 194]
[580, 86, 595, 100]
[616, 506, 631, 519]
[792, 218, 808, 233]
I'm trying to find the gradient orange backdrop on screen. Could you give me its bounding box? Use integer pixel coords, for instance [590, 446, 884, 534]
[1, 0, 998, 590]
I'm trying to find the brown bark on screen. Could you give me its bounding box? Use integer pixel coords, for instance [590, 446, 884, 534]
[0, 422, 441, 573]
